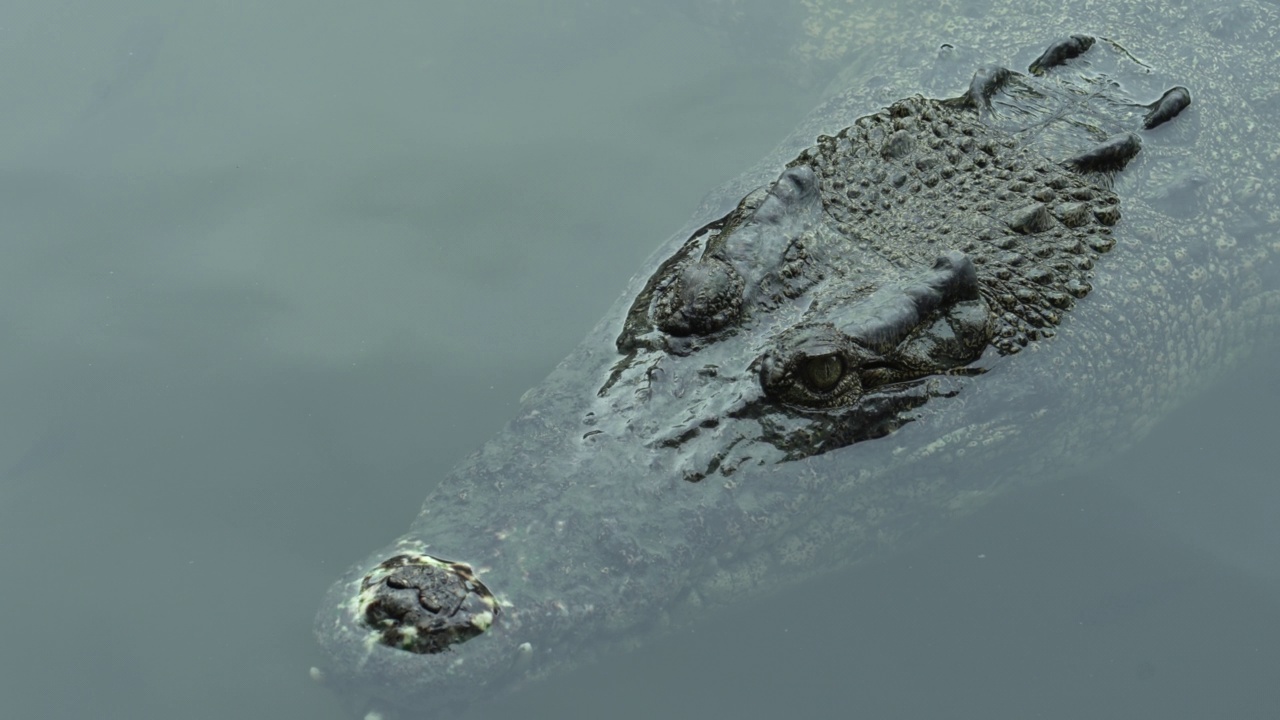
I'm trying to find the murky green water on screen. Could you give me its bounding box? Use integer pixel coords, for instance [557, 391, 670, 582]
[0, 2, 1276, 718]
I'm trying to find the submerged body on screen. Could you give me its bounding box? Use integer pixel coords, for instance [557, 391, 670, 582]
[315, 2, 1278, 716]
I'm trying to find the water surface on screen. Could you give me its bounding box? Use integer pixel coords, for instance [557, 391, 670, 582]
[0, 1, 1276, 718]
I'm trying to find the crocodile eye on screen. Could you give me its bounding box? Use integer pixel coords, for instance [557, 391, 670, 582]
[758, 324, 868, 409]
[800, 353, 844, 392]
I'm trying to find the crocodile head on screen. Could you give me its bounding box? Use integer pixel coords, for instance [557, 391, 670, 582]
[314, 40, 1203, 717]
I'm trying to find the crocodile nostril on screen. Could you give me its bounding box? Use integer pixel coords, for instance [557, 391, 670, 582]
[357, 552, 500, 655]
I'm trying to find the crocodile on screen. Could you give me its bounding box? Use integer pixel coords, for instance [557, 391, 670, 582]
[313, 3, 1279, 717]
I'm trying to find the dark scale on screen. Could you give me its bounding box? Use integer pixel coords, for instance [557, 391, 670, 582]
[811, 94, 1124, 353]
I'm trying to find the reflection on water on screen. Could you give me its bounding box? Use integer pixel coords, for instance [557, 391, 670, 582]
[0, 1, 1276, 719]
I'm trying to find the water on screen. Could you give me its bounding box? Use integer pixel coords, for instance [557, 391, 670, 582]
[0, 1, 1276, 718]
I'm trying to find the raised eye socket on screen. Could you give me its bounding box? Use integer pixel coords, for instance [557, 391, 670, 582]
[757, 324, 868, 409]
[800, 353, 845, 392]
